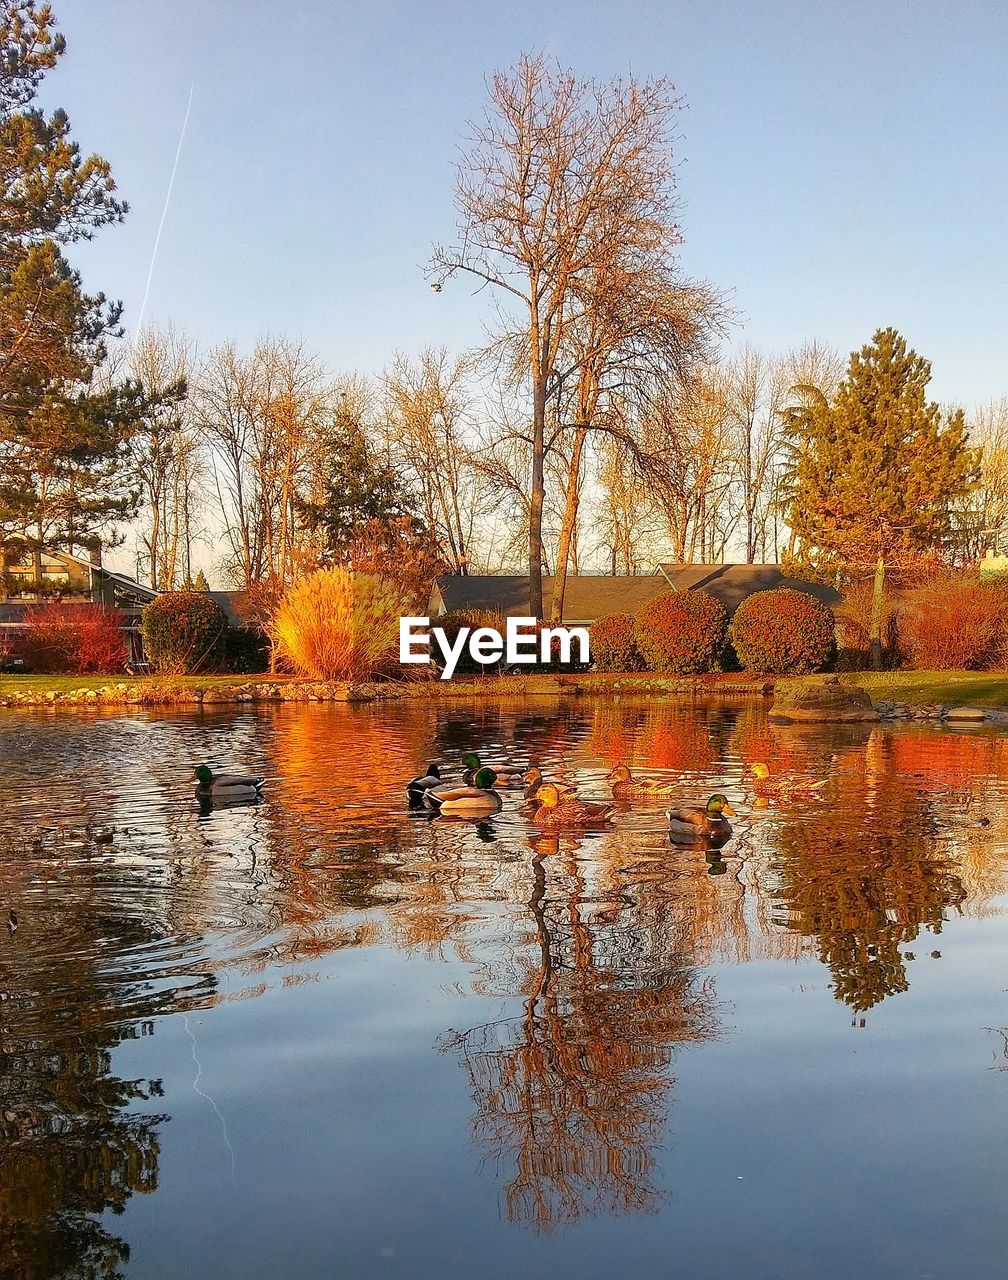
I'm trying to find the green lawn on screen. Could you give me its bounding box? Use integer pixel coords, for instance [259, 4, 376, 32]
[846, 670, 1008, 709]
[0, 673, 260, 694]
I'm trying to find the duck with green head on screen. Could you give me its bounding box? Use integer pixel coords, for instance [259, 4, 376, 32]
[425, 767, 503, 816]
[192, 765, 265, 801]
[667, 793, 735, 843]
[461, 752, 522, 788]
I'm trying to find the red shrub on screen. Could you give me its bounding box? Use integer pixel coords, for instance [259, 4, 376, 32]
[591, 612, 641, 671]
[729, 589, 835, 674]
[19, 602, 127, 674]
[902, 579, 1008, 670]
[634, 589, 728, 674]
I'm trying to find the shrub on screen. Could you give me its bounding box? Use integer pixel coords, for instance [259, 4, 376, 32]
[591, 612, 641, 672]
[271, 568, 410, 681]
[221, 626, 270, 675]
[533, 620, 591, 672]
[141, 591, 228, 674]
[18, 602, 127, 674]
[902, 578, 1008, 670]
[634, 589, 728, 674]
[729, 589, 836, 675]
[433, 609, 508, 675]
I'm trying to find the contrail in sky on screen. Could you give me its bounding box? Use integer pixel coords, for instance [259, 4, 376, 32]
[132, 83, 194, 348]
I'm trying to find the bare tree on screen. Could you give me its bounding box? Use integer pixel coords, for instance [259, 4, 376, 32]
[431, 54, 686, 616]
[127, 326, 200, 589]
[195, 338, 331, 590]
[382, 348, 488, 573]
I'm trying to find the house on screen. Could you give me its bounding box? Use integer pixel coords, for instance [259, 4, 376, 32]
[0, 550, 158, 666]
[428, 564, 841, 626]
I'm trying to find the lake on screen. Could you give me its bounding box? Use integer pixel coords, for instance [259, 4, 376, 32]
[2, 695, 1008, 1280]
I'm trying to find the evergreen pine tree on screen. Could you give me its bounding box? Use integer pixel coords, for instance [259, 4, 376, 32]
[788, 328, 977, 579]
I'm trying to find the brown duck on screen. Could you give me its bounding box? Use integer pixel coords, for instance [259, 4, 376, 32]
[605, 764, 675, 799]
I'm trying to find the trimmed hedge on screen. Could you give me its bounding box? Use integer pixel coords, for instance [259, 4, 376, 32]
[634, 589, 728, 674]
[729, 588, 835, 675]
[591, 612, 640, 671]
[434, 609, 509, 675]
[142, 591, 228, 674]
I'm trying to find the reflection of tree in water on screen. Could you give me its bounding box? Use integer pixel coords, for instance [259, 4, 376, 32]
[0, 856, 205, 1280]
[770, 731, 967, 1013]
[439, 835, 719, 1233]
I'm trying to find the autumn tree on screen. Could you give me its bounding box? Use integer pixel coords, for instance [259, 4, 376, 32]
[431, 54, 686, 617]
[788, 328, 976, 581]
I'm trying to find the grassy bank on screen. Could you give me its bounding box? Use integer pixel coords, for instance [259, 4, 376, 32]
[846, 671, 1008, 709]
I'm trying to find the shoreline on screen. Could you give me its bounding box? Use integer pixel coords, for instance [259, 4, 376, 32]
[0, 671, 777, 709]
[1, 671, 1007, 728]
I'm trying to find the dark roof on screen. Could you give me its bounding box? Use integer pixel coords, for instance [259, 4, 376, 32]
[430, 575, 667, 623]
[431, 565, 842, 624]
[657, 564, 842, 616]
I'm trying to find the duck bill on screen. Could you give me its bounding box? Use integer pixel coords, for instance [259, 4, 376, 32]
[721, 803, 737, 817]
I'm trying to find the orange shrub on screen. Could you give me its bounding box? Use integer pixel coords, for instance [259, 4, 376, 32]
[19, 602, 127, 673]
[902, 578, 1008, 670]
[634, 589, 727, 674]
[590, 612, 640, 671]
[271, 568, 410, 681]
[729, 589, 835, 674]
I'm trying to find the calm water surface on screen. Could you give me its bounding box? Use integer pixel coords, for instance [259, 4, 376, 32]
[2, 695, 1008, 1279]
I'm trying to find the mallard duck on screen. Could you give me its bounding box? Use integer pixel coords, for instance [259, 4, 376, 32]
[667, 794, 735, 843]
[531, 782, 614, 828]
[744, 762, 828, 801]
[522, 767, 576, 801]
[407, 762, 441, 805]
[192, 765, 264, 800]
[461, 752, 523, 787]
[425, 767, 503, 816]
[605, 764, 674, 799]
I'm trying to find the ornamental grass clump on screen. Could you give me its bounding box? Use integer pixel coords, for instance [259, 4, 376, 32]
[901, 578, 1008, 671]
[271, 568, 409, 681]
[141, 591, 228, 674]
[19, 602, 127, 674]
[634, 589, 727, 674]
[729, 589, 836, 675]
[590, 612, 641, 671]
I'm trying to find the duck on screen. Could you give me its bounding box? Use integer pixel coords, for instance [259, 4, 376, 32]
[407, 762, 442, 805]
[667, 794, 735, 843]
[743, 762, 828, 801]
[425, 767, 503, 817]
[531, 782, 614, 828]
[605, 764, 675, 799]
[192, 765, 264, 801]
[522, 767, 577, 802]
[461, 752, 523, 788]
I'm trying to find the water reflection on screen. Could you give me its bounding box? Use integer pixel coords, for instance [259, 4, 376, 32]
[2, 699, 1008, 1273]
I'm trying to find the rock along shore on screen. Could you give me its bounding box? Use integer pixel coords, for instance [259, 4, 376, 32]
[0, 673, 777, 710]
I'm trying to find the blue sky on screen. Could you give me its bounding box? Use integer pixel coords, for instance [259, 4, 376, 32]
[50, 0, 1008, 406]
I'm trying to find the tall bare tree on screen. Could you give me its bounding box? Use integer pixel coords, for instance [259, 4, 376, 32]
[431, 54, 686, 616]
[382, 348, 487, 573]
[127, 326, 200, 589]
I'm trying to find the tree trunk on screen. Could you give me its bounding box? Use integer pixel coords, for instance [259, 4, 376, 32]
[528, 368, 547, 620]
[550, 427, 587, 622]
[869, 556, 885, 671]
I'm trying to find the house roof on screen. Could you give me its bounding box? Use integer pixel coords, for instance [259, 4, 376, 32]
[656, 564, 842, 615]
[430, 565, 841, 624]
[431, 574, 670, 623]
